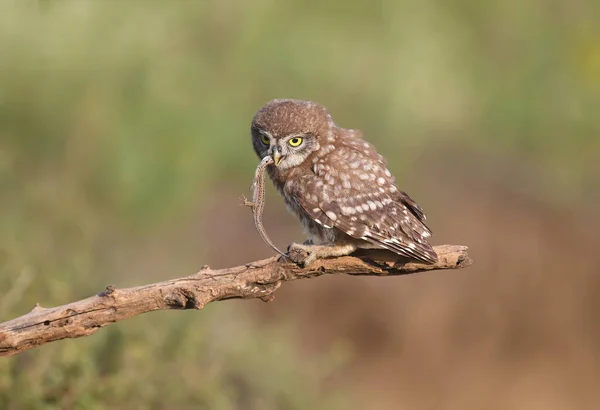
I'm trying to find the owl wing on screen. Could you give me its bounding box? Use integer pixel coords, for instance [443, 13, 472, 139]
[289, 143, 437, 264]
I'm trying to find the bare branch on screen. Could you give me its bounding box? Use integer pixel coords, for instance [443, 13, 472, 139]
[0, 245, 471, 357]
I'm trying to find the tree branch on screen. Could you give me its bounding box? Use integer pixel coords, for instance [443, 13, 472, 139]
[0, 245, 471, 357]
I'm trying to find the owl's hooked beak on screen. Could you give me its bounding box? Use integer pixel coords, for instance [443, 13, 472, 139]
[271, 146, 284, 166]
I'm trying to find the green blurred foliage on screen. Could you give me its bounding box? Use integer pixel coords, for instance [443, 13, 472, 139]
[0, 307, 350, 409]
[0, 0, 598, 408]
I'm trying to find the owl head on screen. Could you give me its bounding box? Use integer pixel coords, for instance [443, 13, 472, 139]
[251, 99, 334, 171]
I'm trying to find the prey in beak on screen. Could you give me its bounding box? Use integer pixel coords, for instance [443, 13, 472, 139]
[271, 145, 284, 166]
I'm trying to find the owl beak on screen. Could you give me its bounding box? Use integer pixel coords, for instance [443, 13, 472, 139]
[272, 147, 284, 166]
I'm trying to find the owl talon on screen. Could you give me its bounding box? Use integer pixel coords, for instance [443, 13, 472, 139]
[287, 243, 314, 267]
[300, 252, 317, 267]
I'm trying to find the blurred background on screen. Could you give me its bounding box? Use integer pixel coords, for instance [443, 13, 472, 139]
[1, 0, 599, 409]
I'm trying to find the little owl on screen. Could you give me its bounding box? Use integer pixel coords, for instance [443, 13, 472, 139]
[251, 99, 437, 266]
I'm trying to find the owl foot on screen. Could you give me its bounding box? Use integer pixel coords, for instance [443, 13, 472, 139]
[287, 243, 356, 267]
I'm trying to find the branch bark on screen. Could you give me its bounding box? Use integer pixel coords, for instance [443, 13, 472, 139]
[0, 245, 471, 357]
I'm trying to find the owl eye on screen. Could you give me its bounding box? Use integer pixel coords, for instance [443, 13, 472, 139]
[260, 134, 270, 145]
[288, 137, 303, 147]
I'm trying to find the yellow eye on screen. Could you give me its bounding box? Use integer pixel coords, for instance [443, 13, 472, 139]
[288, 137, 303, 147]
[260, 134, 270, 145]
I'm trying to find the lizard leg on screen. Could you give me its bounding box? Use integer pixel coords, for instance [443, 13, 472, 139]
[240, 195, 255, 207]
[288, 243, 356, 267]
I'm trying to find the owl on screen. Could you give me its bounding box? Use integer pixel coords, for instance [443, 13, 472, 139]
[250, 99, 437, 266]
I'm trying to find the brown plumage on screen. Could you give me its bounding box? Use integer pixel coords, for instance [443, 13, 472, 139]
[250, 99, 437, 266]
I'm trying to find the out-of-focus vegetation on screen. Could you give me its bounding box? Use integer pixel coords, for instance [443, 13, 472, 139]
[0, 0, 598, 409]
